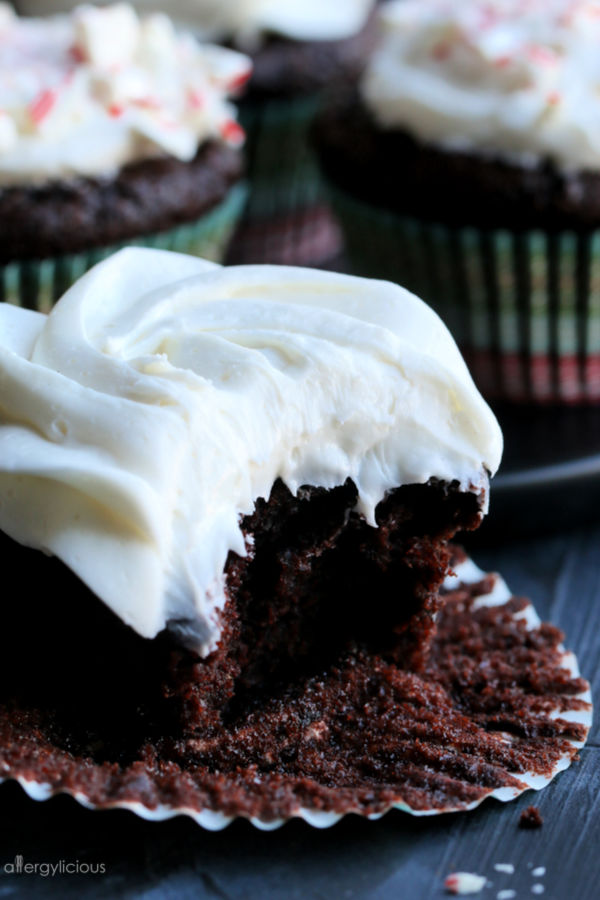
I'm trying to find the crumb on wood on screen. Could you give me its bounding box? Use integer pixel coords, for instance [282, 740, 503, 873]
[519, 806, 543, 829]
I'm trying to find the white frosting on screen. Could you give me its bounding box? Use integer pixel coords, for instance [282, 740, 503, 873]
[0, 3, 251, 186]
[361, 0, 600, 172]
[16, 1, 375, 45]
[0, 248, 502, 653]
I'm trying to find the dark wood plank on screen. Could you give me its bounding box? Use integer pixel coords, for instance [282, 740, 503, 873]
[0, 749, 598, 899]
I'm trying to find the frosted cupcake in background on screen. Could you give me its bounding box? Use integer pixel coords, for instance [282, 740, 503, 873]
[0, 3, 251, 311]
[17, 0, 378, 268]
[315, 0, 600, 404]
[173, 0, 379, 268]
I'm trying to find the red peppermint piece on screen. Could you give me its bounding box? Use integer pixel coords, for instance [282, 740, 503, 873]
[108, 104, 124, 118]
[187, 89, 205, 110]
[134, 97, 161, 110]
[227, 68, 252, 92]
[528, 44, 557, 65]
[29, 89, 57, 126]
[444, 872, 486, 895]
[220, 119, 245, 144]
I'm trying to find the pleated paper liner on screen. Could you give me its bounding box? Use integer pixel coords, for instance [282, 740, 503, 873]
[227, 95, 342, 267]
[1, 182, 247, 313]
[0, 553, 591, 831]
[330, 184, 600, 405]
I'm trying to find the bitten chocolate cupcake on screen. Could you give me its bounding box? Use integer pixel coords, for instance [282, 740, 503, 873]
[0, 3, 251, 311]
[0, 249, 591, 828]
[316, 0, 600, 404]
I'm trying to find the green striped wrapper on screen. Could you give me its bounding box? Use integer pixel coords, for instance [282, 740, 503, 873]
[330, 184, 600, 405]
[227, 95, 342, 266]
[2, 182, 247, 313]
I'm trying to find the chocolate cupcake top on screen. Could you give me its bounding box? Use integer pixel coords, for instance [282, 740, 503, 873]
[0, 3, 250, 186]
[0, 249, 502, 653]
[17, 1, 377, 46]
[361, 0, 600, 171]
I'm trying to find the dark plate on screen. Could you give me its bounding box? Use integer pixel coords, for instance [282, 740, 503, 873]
[473, 404, 600, 542]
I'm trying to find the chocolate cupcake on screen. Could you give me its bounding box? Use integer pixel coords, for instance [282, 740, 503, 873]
[0, 3, 251, 311]
[315, 0, 600, 404]
[16, 1, 378, 268]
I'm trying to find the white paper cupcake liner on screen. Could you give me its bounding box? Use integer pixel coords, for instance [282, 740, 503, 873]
[0, 554, 591, 830]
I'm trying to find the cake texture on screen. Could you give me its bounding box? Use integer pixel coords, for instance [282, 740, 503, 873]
[0, 541, 590, 826]
[0, 4, 251, 305]
[0, 248, 591, 827]
[315, 0, 600, 403]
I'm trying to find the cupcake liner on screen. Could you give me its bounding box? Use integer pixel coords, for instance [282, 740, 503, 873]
[0, 553, 591, 831]
[0, 182, 247, 314]
[330, 185, 600, 404]
[226, 95, 342, 266]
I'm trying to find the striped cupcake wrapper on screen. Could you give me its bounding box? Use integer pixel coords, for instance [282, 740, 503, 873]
[227, 95, 342, 267]
[330, 185, 600, 405]
[1, 182, 247, 313]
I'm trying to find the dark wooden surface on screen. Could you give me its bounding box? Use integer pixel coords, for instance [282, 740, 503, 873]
[0, 526, 598, 900]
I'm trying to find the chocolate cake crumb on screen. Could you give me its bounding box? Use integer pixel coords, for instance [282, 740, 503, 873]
[519, 806, 544, 829]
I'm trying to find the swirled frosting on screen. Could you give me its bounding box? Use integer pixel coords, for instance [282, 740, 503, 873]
[16, 1, 376, 45]
[0, 3, 251, 186]
[361, 0, 600, 172]
[0, 248, 502, 653]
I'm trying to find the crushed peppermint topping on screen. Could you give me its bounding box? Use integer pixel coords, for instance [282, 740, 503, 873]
[220, 118, 245, 145]
[0, 3, 251, 184]
[28, 89, 57, 126]
[445, 872, 487, 895]
[532, 867, 546, 877]
[494, 864, 515, 874]
[362, 0, 600, 172]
